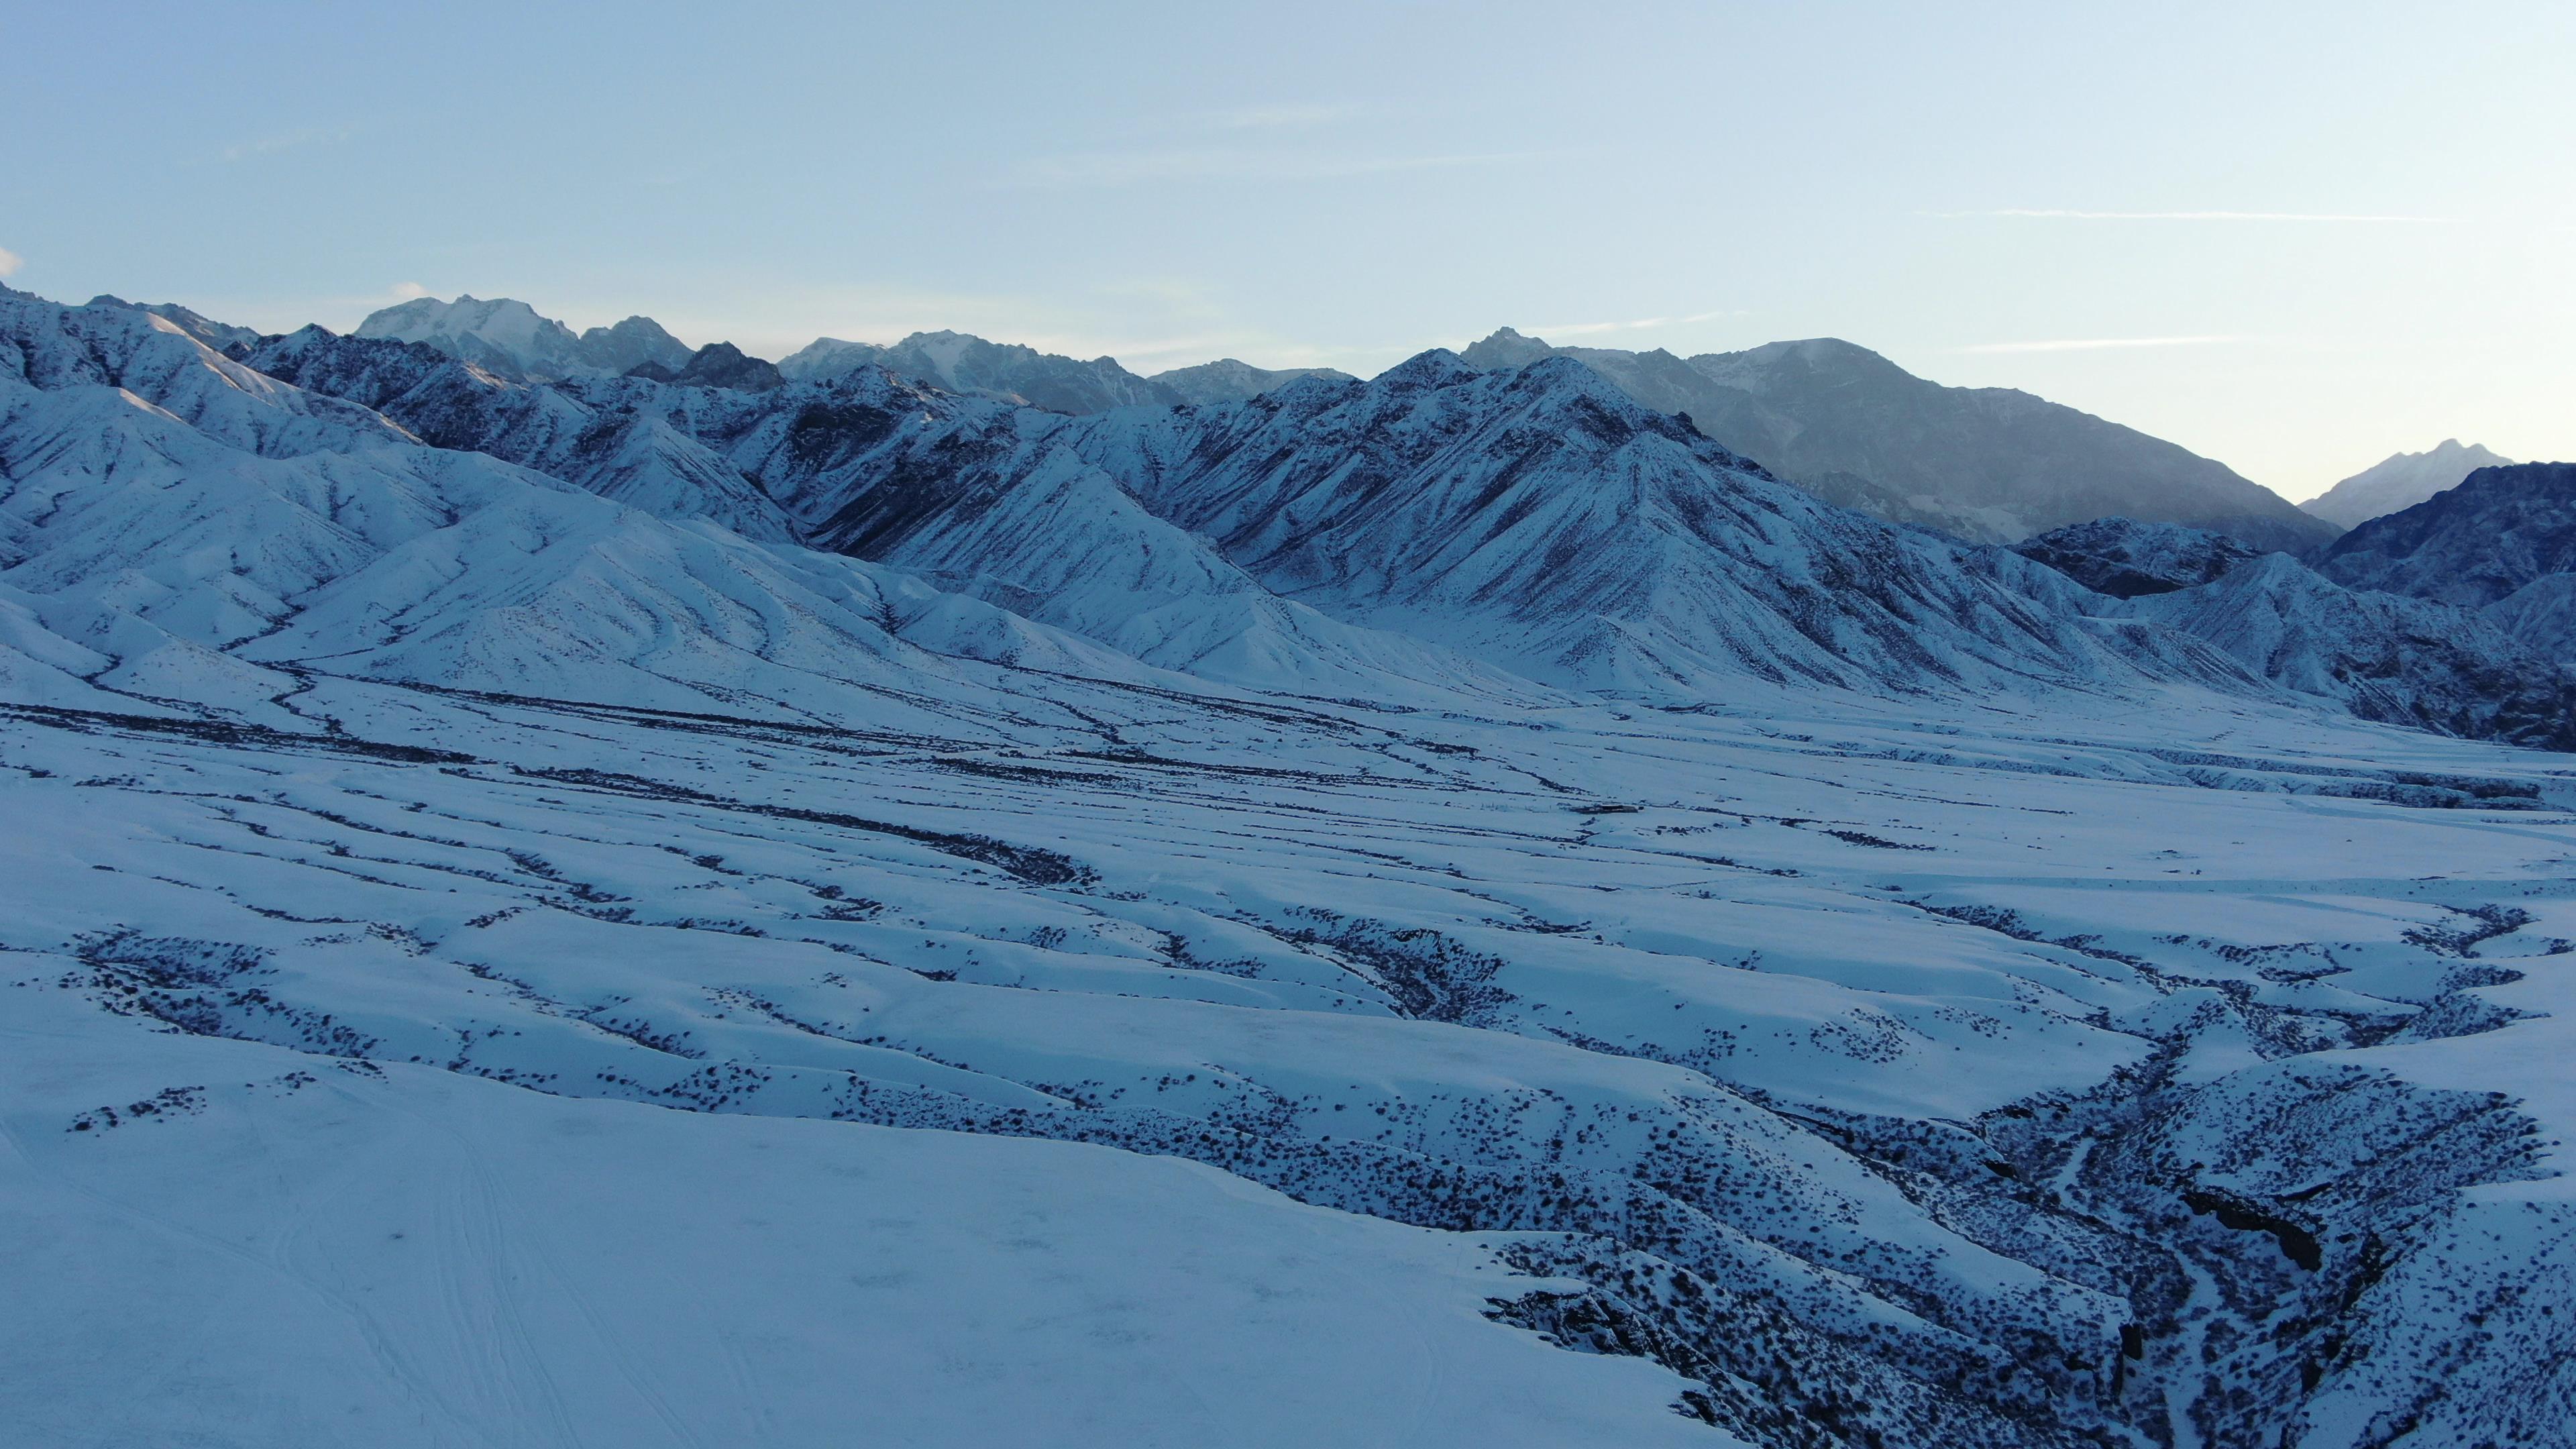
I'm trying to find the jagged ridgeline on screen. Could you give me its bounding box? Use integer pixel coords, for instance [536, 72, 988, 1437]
[3, 286, 2573, 1448]
[1457, 328, 2343, 553]
[239, 301, 2576, 744]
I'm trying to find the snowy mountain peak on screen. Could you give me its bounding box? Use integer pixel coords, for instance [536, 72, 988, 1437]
[777, 335, 885, 382]
[576, 314, 693, 375]
[354, 293, 698, 384]
[628, 341, 785, 392]
[1148, 357, 1355, 405]
[1699, 336, 1906, 390]
[84, 294, 263, 354]
[1460, 326, 1560, 370]
[775, 329, 1177, 413]
[360, 293, 560, 347]
[2300, 438, 2517, 529]
[356, 293, 594, 381]
[1371, 347, 1483, 390]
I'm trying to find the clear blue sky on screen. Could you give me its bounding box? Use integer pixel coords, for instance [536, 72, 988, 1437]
[5, 1, 2569, 497]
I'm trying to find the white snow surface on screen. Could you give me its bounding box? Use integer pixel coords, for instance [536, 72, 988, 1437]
[3, 986, 1715, 1448]
[3, 289, 2574, 1448]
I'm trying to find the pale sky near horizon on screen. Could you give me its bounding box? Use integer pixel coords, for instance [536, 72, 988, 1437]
[4, 1, 2569, 500]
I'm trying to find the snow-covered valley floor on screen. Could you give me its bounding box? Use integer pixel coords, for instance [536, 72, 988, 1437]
[6, 671, 2572, 1446]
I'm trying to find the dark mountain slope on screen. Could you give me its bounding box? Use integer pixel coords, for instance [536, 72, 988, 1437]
[1460, 329, 2338, 553]
[2312, 462, 2576, 608]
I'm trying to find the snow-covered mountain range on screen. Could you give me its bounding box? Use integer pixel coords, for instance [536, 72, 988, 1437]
[357, 295, 2351, 564]
[2300, 439, 2515, 529]
[1458, 328, 2341, 553]
[2013, 519, 2576, 747]
[773, 329, 1350, 409]
[258, 309, 2573, 737]
[5, 283, 2574, 1448]
[773, 329, 1175, 412]
[1149, 355, 1357, 403]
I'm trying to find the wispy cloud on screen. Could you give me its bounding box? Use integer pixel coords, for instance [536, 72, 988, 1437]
[1529, 309, 1741, 337]
[0, 245, 21, 278]
[1929, 208, 2459, 223]
[1013, 147, 1563, 189]
[387, 281, 430, 301]
[1953, 335, 2249, 354]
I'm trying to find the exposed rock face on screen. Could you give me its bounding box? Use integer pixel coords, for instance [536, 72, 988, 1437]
[634, 341, 786, 392]
[1458, 328, 2339, 553]
[2301, 439, 2515, 529]
[2015, 517, 2269, 598]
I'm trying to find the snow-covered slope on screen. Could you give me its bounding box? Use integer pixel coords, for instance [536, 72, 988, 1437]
[660, 347, 2257, 700]
[1459, 329, 2339, 552]
[2300, 439, 2515, 529]
[6, 638, 2571, 1447]
[3, 1004, 1719, 1449]
[2015, 518, 2576, 748]
[244, 326, 804, 543]
[2118, 552, 2576, 749]
[2486, 571, 2576, 660]
[84, 293, 262, 353]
